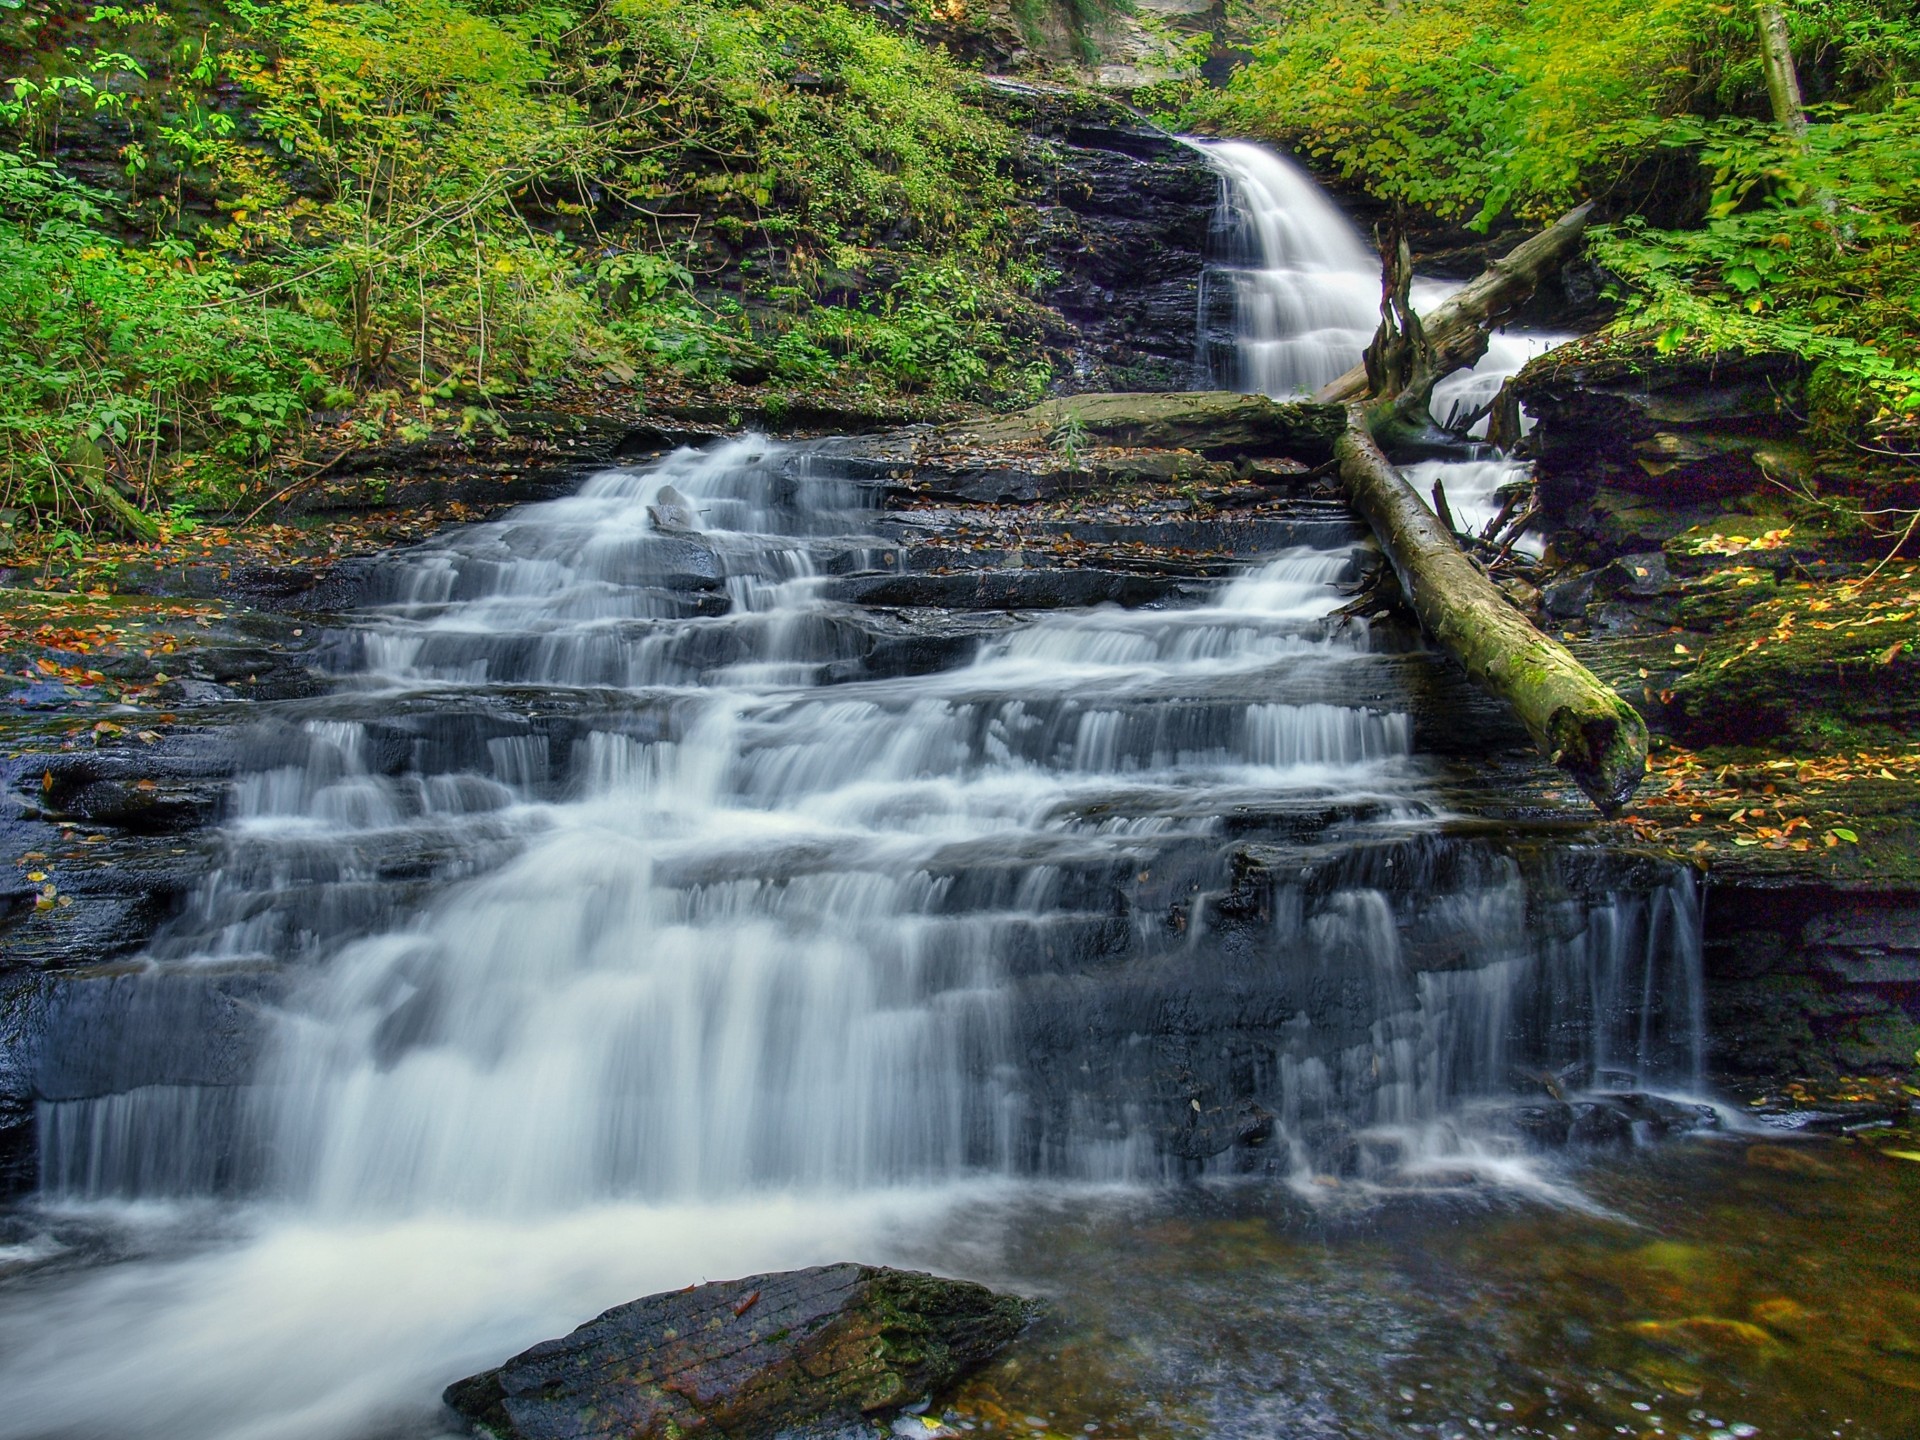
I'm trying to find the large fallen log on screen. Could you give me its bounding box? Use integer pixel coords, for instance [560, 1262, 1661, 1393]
[1316, 203, 1595, 411]
[1334, 405, 1647, 812]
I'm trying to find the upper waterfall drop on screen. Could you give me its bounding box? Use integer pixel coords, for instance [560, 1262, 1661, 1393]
[1193, 139, 1383, 397]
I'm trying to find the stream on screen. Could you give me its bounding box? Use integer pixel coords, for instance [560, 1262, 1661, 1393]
[1, 143, 1915, 1440]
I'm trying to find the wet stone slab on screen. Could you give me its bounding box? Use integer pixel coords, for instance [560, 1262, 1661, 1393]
[444, 1264, 1032, 1440]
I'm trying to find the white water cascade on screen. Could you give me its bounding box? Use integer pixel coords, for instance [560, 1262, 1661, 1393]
[0, 149, 1702, 1440]
[1194, 139, 1384, 397]
[1196, 140, 1574, 547]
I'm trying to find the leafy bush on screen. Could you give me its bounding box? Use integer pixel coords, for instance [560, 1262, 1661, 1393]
[1591, 101, 1920, 430]
[0, 150, 342, 527]
[0, 0, 1049, 533]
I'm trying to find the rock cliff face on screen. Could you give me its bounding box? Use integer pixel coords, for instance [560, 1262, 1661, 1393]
[1507, 336, 1920, 1080]
[1510, 342, 1810, 563]
[1704, 884, 1920, 1082]
[983, 80, 1217, 393]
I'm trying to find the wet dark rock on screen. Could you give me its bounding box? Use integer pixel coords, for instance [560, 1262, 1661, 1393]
[1567, 1100, 1634, 1147]
[1490, 1100, 1575, 1148]
[1512, 345, 1809, 563]
[1167, 1097, 1277, 1161]
[291, 411, 671, 517]
[0, 972, 46, 1191]
[646, 484, 701, 535]
[1541, 569, 1599, 621]
[31, 969, 278, 1102]
[17, 740, 233, 835]
[643, 536, 725, 590]
[1704, 883, 1920, 1081]
[979, 80, 1216, 393]
[940, 393, 1345, 463]
[43, 777, 216, 835]
[1548, 1093, 1720, 1148]
[830, 568, 1193, 611]
[1609, 1092, 1721, 1135]
[443, 1264, 1031, 1440]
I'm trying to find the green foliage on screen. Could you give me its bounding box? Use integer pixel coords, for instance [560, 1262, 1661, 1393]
[590, 0, 1018, 254]
[0, 148, 342, 526]
[1590, 102, 1920, 430]
[1197, 0, 1920, 447]
[0, 0, 1049, 534]
[1195, 0, 1751, 226]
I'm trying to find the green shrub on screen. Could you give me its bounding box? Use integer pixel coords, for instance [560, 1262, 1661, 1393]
[0, 0, 1052, 533]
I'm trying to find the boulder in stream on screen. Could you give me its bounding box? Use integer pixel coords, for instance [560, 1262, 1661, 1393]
[443, 1264, 1032, 1440]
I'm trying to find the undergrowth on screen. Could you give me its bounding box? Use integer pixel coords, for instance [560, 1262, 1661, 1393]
[0, 0, 1051, 537]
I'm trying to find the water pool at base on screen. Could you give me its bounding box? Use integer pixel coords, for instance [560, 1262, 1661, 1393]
[2, 1137, 1913, 1440]
[924, 1139, 1920, 1440]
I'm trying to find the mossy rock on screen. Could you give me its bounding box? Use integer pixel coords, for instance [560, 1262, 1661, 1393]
[1670, 574, 1920, 747]
[444, 1264, 1033, 1440]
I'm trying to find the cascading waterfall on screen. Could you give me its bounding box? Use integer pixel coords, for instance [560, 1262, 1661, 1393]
[37, 436, 1701, 1210]
[1194, 139, 1383, 396]
[2, 138, 1708, 1440]
[1196, 142, 1572, 548]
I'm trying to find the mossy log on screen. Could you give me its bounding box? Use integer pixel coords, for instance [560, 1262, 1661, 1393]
[1335, 406, 1647, 812]
[65, 435, 160, 542]
[1316, 203, 1596, 411]
[940, 391, 1347, 462]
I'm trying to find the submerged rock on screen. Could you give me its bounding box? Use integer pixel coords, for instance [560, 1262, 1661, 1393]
[443, 1264, 1031, 1440]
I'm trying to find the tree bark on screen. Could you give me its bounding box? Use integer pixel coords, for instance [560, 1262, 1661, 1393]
[1316, 203, 1595, 412]
[1757, 4, 1809, 139]
[1334, 405, 1647, 813]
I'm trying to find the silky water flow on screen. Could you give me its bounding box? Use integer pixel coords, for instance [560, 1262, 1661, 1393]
[1195, 139, 1571, 544]
[0, 144, 1708, 1440]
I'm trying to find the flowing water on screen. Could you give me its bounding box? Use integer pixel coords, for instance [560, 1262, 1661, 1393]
[1196, 141, 1569, 546]
[3, 142, 1902, 1440]
[1194, 140, 1383, 399]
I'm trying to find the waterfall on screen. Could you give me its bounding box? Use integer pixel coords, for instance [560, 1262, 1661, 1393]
[37, 438, 1701, 1211]
[1194, 139, 1383, 396]
[2, 142, 1704, 1440]
[1196, 140, 1573, 544]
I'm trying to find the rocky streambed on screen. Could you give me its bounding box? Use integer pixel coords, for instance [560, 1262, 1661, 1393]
[2, 385, 1912, 1198]
[0, 381, 1915, 1440]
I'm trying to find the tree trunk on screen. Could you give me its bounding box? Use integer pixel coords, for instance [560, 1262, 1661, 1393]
[1757, 4, 1809, 139]
[1317, 203, 1595, 411]
[1334, 406, 1647, 813]
[1353, 214, 1457, 445]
